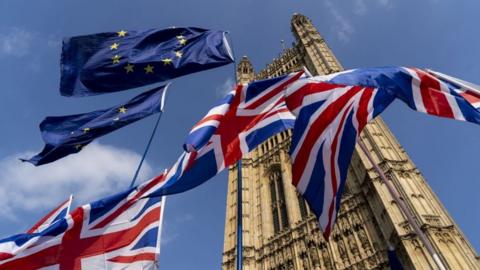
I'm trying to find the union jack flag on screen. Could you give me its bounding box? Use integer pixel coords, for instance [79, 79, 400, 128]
[327, 67, 480, 122]
[0, 174, 166, 270]
[26, 195, 73, 234]
[154, 71, 304, 195]
[285, 66, 480, 239]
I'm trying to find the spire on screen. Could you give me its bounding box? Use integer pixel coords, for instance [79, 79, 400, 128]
[290, 13, 317, 43]
[290, 13, 343, 75]
[236, 56, 255, 84]
[291, 12, 311, 26]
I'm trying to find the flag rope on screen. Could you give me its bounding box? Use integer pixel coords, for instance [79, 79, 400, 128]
[129, 85, 169, 188]
[357, 139, 446, 270]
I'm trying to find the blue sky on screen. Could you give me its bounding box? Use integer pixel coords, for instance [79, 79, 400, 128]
[0, 0, 479, 269]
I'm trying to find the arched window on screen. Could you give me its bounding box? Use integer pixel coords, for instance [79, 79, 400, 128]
[269, 165, 289, 233]
[297, 193, 309, 219]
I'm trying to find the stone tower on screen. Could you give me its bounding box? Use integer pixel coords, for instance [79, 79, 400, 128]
[222, 13, 480, 270]
[237, 56, 255, 84]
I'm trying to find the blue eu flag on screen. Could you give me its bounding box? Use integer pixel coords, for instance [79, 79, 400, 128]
[61, 27, 233, 97]
[22, 85, 169, 166]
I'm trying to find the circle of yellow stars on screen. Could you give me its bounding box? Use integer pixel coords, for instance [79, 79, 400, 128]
[108, 30, 186, 75]
[72, 30, 190, 151]
[74, 105, 129, 150]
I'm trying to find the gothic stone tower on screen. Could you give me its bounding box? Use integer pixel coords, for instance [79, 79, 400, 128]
[222, 13, 480, 270]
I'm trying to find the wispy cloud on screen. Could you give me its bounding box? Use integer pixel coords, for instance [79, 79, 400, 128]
[46, 36, 61, 49]
[353, 0, 393, 15]
[353, 0, 368, 15]
[324, 0, 355, 43]
[0, 27, 60, 58]
[175, 213, 194, 223]
[377, 0, 393, 8]
[161, 213, 195, 245]
[216, 77, 235, 98]
[0, 142, 153, 220]
[0, 28, 34, 57]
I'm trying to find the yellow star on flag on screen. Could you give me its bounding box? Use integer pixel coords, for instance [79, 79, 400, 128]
[112, 54, 121, 64]
[124, 63, 134, 73]
[110, 43, 119, 50]
[179, 38, 187, 45]
[83, 127, 90, 133]
[144, 64, 154, 74]
[176, 35, 184, 39]
[162, 58, 173, 65]
[119, 106, 127, 113]
[75, 144, 83, 150]
[117, 30, 127, 37]
[175, 51, 183, 58]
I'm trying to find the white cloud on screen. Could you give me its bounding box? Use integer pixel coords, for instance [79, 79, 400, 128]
[353, 0, 393, 15]
[324, 0, 355, 43]
[160, 228, 179, 246]
[377, 0, 393, 8]
[174, 213, 194, 223]
[0, 28, 61, 58]
[46, 36, 61, 49]
[0, 28, 33, 57]
[0, 142, 154, 220]
[160, 213, 194, 246]
[354, 0, 367, 15]
[216, 77, 235, 98]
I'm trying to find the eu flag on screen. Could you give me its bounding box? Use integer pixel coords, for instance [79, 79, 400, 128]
[61, 27, 233, 97]
[22, 85, 168, 166]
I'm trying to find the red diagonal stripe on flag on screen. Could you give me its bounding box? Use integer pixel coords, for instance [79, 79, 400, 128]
[414, 68, 454, 118]
[292, 86, 363, 186]
[93, 174, 165, 229]
[323, 103, 353, 239]
[108, 253, 157, 263]
[244, 71, 303, 110]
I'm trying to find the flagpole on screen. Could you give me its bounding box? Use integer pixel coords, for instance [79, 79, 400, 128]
[224, 31, 243, 270]
[357, 139, 446, 270]
[236, 161, 243, 270]
[129, 85, 169, 188]
[66, 194, 73, 214]
[156, 185, 167, 270]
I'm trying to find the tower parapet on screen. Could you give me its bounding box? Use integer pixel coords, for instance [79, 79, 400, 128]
[256, 46, 303, 79]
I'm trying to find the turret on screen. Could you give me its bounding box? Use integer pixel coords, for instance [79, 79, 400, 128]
[236, 56, 255, 84]
[291, 13, 343, 75]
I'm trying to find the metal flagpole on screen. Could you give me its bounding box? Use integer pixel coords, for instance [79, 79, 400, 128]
[129, 85, 169, 188]
[224, 31, 243, 270]
[357, 139, 447, 270]
[236, 161, 243, 270]
[156, 170, 167, 270]
[66, 194, 74, 214]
